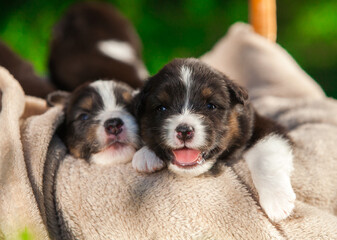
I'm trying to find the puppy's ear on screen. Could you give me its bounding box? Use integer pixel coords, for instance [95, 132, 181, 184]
[226, 79, 249, 105]
[132, 89, 147, 119]
[46, 90, 70, 107]
[132, 81, 151, 119]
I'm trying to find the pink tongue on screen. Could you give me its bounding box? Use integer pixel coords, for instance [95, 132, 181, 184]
[173, 148, 201, 164]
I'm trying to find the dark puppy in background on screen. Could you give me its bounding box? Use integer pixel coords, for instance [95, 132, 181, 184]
[48, 80, 140, 165]
[47, 2, 145, 164]
[0, 40, 55, 98]
[132, 58, 295, 222]
[49, 2, 148, 91]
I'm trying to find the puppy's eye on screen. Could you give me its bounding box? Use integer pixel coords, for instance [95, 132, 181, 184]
[206, 103, 217, 110]
[156, 105, 167, 112]
[78, 113, 89, 121]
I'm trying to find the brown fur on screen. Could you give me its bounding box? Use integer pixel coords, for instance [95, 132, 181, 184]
[49, 2, 145, 91]
[122, 91, 133, 103]
[157, 91, 171, 103]
[0, 40, 55, 97]
[78, 96, 93, 110]
[202, 87, 213, 98]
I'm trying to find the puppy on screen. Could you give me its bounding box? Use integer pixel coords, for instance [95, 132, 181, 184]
[0, 40, 55, 98]
[48, 80, 140, 165]
[49, 2, 148, 91]
[132, 58, 296, 222]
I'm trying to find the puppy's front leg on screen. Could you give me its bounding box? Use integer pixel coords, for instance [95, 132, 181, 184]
[244, 134, 296, 222]
[132, 146, 166, 173]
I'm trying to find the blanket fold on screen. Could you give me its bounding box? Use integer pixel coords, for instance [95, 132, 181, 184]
[0, 23, 337, 239]
[0, 68, 49, 239]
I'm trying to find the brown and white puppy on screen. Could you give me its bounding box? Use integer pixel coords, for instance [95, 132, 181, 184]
[48, 80, 140, 165]
[49, 2, 148, 91]
[132, 58, 295, 222]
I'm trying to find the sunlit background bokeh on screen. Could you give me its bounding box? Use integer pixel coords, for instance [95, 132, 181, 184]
[0, 0, 336, 96]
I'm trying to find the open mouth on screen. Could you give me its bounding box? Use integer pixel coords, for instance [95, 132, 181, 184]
[172, 147, 205, 168]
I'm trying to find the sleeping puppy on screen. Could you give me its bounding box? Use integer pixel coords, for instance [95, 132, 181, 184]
[132, 58, 296, 222]
[48, 80, 140, 165]
[49, 2, 147, 91]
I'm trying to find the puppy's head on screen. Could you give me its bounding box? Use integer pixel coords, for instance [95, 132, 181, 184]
[135, 58, 251, 176]
[49, 80, 140, 165]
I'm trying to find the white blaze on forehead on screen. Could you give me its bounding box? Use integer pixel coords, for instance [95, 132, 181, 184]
[97, 40, 136, 64]
[90, 80, 120, 111]
[164, 109, 206, 149]
[180, 65, 192, 86]
[180, 65, 193, 110]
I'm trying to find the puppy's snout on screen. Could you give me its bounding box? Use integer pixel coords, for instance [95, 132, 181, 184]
[104, 118, 124, 135]
[176, 124, 194, 142]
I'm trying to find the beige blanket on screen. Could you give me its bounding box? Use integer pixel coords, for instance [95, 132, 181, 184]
[1, 23, 337, 239]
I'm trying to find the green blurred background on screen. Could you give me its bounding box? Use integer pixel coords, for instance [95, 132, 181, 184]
[0, 0, 336, 96]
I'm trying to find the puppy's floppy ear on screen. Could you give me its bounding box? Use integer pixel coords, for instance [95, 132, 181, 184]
[226, 79, 249, 105]
[132, 81, 152, 119]
[46, 90, 70, 107]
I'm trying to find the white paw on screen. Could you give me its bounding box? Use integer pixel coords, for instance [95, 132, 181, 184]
[132, 146, 165, 173]
[259, 184, 296, 222]
[244, 134, 296, 222]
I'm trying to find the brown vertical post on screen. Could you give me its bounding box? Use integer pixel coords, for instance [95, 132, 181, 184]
[250, 0, 277, 42]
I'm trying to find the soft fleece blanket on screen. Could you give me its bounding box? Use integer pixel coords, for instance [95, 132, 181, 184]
[1, 23, 337, 239]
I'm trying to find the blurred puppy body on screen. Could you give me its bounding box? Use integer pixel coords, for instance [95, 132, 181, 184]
[132, 58, 295, 222]
[49, 2, 147, 91]
[0, 40, 55, 98]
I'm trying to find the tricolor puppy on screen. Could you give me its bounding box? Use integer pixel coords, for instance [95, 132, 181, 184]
[132, 58, 296, 222]
[49, 2, 147, 91]
[48, 80, 140, 165]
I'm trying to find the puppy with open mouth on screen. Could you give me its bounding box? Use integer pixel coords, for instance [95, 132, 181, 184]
[48, 80, 140, 165]
[132, 58, 296, 222]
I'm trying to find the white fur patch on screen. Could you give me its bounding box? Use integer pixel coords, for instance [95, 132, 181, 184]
[91, 145, 136, 165]
[135, 60, 149, 81]
[244, 134, 296, 222]
[91, 80, 118, 111]
[180, 65, 192, 86]
[180, 65, 192, 110]
[132, 146, 166, 173]
[98, 40, 149, 81]
[98, 40, 136, 64]
[168, 159, 216, 177]
[163, 110, 206, 149]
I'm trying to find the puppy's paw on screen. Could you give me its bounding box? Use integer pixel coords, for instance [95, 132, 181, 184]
[259, 182, 296, 222]
[132, 146, 165, 173]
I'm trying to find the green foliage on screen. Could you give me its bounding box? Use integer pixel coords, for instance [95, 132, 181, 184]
[0, 0, 336, 96]
[19, 228, 33, 240]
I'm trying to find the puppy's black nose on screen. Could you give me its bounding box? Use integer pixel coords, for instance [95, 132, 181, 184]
[104, 118, 124, 135]
[176, 124, 194, 142]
